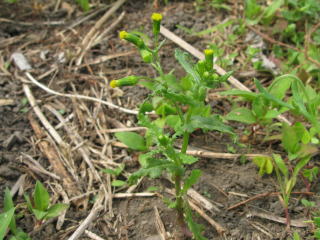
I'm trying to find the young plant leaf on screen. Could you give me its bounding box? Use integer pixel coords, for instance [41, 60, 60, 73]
[111, 180, 126, 187]
[185, 204, 207, 240]
[186, 115, 234, 135]
[273, 154, 288, 178]
[34, 181, 50, 211]
[175, 49, 201, 84]
[293, 156, 310, 178]
[252, 156, 273, 176]
[0, 208, 15, 240]
[179, 153, 198, 165]
[32, 209, 47, 221]
[181, 170, 202, 195]
[268, 74, 294, 100]
[225, 107, 256, 124]
[4, 188, 17, 234]
[115, 132, 147, 151]
[281, 123, 298, 155]
[220, 89, 258, 101]
[45, 203, 69, 219]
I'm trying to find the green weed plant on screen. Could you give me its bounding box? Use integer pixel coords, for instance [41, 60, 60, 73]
[110, 13, 234, 239]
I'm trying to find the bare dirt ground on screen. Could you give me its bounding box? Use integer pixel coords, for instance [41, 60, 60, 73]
[0, 0, 319, 239]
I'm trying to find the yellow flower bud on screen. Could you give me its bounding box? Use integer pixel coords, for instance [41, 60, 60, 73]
[151, 13, 163, 36]
[119, 31, 128, 40]
[119, 31, 145, 48]
[110, 80, 118, 88]
[151, 13, 163, 22]
[204, 49, 214, 71]
[109, 76, 140, 88]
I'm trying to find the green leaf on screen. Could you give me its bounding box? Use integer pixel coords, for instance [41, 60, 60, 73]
[255, 79, 293, 109]
[185, 205, 207, 240]
[175, 49, 201, 84]
[146, 186, 159, 192]
[225, 107, 256, 124]
[245, 0, 261, 19]
[314, 217, 320, 227]
[220, 89, 258, 101]
[293, 156, 310, 178]
[23, 194, 33, 212]
[45, 204, 69, 219]
[76, 0, 90, 11]
[165, 115, 182, 132]
[101, 164, 124, 176]
[111, 180, 126, 187]
[303, 167, 319, 182]
[34, 181, 50, 211]
[32, 209, 47, 221]
[268, 74, 294, 100]
[186, 115, 234, 136]
[0, 208, 15, 240]
[181, 170, 202, 195]
[262, 0, 284, 23]
[252, 156, 273, 176]
[155, 103, 177, 117]
[4, 188, 17, 234]
[293, 231, 301, 240]
[252, 96, 268, 119]
[282, 123, 300, 155]
[301, 198, 315, 208]
[115, 132, 147, 151]
[273, 154, 288, 178]
[179, 153, 198, 165]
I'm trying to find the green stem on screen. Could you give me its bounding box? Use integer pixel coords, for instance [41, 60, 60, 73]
[181, 132, 190, 154]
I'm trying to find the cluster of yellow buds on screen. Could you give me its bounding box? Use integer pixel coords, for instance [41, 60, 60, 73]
[110, 13, 164, 88]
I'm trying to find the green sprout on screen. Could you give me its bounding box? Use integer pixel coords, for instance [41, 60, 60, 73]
[24, 181, 69, 223]
[110, 13, 234, 239]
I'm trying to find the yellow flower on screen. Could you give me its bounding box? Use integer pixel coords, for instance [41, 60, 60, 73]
[204, 49, 214, 56]
[151, 13, 163, 22]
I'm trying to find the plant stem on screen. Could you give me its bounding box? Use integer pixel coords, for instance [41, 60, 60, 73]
[181, 132, 190, 154]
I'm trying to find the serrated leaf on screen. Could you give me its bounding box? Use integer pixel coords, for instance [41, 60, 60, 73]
[185, 204, 207, 240]
[179, 153, 198, 165]
[0, 208, 15, 240]
[273, 154, 288, 178]
[115, 132, 147, 151]
[226, 107, 256, 124]
[293, 156, 310, 178]
[111, 180, 126, 187]
[181, 170, 201, 195]
[34, 181, 50, 211]
[45, 204, 69, 219]
[175, 49, 201, 84]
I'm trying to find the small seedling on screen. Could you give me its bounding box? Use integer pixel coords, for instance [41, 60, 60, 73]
[24, 181, 69, 224]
